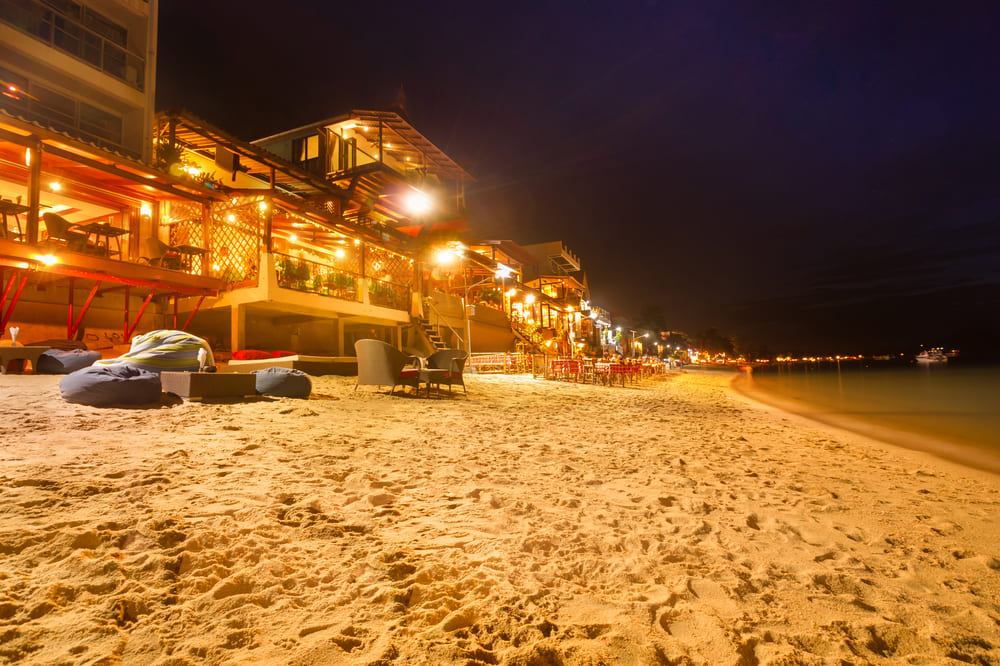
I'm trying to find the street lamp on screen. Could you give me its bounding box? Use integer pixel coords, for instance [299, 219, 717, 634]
[629, 331, 647, 358]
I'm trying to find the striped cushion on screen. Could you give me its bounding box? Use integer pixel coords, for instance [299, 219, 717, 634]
[94, 330, 214, 374]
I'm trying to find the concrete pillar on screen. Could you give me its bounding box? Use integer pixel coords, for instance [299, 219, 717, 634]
[230, 303, 246, 353]
[335, 318, 345, 356]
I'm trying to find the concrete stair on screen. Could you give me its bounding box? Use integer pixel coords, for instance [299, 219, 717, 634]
[414, 316, 447, 351]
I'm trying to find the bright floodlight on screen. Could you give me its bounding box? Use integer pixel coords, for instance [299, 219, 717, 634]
[405, 189, 432, 215]
[495, 263, 513, 279]
[32, 254, 59, 266]
[435, 249, 456, 265]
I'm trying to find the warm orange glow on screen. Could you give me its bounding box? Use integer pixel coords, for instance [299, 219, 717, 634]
[404, 189, 432, 215]
[31, 254, 59, 266]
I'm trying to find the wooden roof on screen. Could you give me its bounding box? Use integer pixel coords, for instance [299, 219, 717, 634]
[254, 110, 472, 182]
[155, 109, 342, 201]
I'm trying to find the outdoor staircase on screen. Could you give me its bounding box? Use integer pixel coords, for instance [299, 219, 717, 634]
[414, 316, 447, 351]
[511, 325, 538, 353]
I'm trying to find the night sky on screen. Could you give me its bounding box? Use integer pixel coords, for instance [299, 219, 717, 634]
[156, 1, 1000, 357]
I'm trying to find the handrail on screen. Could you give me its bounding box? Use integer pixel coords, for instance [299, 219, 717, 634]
[424, 297, 465, 348]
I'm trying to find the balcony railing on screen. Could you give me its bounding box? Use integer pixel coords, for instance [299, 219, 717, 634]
[0, 0, 146, 91]
[274, 252, 362, 302]
[367, 276, 410, 311]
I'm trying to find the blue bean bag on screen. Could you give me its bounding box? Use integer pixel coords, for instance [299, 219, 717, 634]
[252, 367, 312, 398]
[60, 365, 162, 407]
[37, 348, 102, 374]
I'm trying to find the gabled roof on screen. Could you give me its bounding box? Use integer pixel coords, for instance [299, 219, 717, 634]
[155, 109, 341, 200]
[472, 240, 541, 268]
[254, 110, 473, 182]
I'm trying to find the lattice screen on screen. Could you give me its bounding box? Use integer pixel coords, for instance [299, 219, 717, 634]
[209, 198, 262, 284]
[163, 200, 204, 271]
[364, 245, 414, 285]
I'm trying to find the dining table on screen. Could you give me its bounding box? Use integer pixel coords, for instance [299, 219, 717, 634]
[74, 221, 129, 258]
[0, 346, 49, 374]
[172, 244, 209, 272]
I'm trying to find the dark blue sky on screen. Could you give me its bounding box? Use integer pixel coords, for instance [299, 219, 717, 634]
[157, 1, 1000, 355]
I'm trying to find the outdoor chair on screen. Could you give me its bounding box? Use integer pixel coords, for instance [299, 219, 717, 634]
[354, 339, 421, 396]
[42, 212, 88, 252]
[139, 237, 182, 269]
[423, 348, 468, 396]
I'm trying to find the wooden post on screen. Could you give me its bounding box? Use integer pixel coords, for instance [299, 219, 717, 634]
[200, 203, 210, 276]
[263, 196, 273, 254]
[26, 137, 42, 244]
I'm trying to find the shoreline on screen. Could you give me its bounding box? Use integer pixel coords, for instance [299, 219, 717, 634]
[2, 371, 1000, 664]
[730, 371, 1000, 477]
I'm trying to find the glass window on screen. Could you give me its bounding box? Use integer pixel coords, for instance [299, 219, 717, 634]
[30, 85, 76, 128]
[79, 102, 122, 144]
[293, 134, 320, 162]
[82, 7, 126, 47]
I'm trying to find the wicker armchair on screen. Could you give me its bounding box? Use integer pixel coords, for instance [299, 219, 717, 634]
[354, 339, 422, 396]
[423, 349, 468, 396]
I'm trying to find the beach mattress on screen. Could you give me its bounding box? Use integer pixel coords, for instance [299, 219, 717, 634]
[94, 330, 214, 374]
[60, 365, 162, 407]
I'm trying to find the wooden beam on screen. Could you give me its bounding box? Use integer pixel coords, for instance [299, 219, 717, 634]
[41, 144, 221, 205]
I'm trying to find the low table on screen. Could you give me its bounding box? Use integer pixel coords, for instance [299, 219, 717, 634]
[419, 367, 450, 397]
[161, 371, 257, 401]
[0, 346, 48, 374]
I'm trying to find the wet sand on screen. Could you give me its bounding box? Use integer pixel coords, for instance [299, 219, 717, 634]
[2, 370, 999, 664]
[732, 370, 1000, 476]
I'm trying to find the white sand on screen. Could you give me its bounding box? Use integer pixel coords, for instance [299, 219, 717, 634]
[1, 370, 999, 665]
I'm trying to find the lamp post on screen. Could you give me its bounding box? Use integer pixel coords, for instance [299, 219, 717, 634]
[628, 330, 648, 358]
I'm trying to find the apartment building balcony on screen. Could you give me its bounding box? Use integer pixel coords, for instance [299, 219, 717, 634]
[0, 0, 148, 91]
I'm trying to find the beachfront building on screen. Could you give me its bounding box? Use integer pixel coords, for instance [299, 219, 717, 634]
[462, 239, 600, 356]
[150, 109, 475, 357]
[0, 109, 223, 351]
[0, 100, 478, 359]
[518, 241, 593, 355]
[0, 0, 158, 160]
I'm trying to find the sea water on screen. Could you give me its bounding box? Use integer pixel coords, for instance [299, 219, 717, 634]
[734, 361, 1000, 473]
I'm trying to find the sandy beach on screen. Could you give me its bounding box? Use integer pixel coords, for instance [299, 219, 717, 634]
[2, 369, 999, 665]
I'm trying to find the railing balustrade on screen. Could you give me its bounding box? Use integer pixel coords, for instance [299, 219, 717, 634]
[274, 252, 361, 302]
[0, 0, 146, 91]
[367, 276, 410, 311]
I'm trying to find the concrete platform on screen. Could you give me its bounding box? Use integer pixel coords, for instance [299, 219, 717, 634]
[221, 355, 358, 376]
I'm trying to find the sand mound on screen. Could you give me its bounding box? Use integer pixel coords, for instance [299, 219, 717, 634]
[1, 371, 999, 664]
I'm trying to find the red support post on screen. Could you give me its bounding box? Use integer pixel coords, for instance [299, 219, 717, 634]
[122, 286, 130, 341]
[181, 295, 205, 331]
[0, 273, 28, 334]
[67, 277, 74, 338]
[67, 282, 101, 339]
[124, 292, 154, 342]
